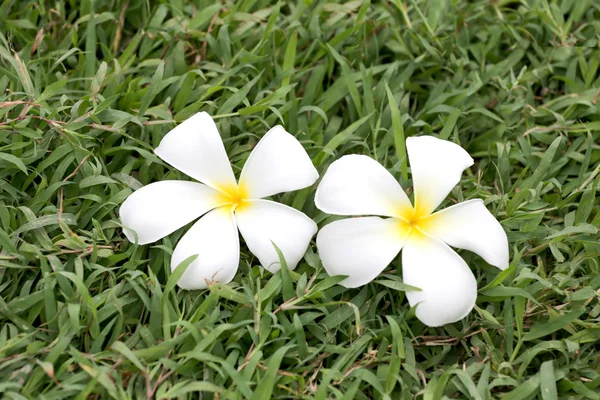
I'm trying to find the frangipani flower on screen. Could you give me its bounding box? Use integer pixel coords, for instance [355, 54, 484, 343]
[120, 112, 318, 289]
[315, 136, 508, 327]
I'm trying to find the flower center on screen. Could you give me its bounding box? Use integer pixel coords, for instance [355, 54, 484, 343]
[407, 213, 420, 228]
[218, 184, 249, 212]
[396, 207, 430, 239]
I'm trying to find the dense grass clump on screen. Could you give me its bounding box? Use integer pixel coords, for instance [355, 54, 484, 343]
[0, 0, 599, 398]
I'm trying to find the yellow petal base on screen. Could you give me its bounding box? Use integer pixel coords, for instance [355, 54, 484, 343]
[217, 183, 250, 213]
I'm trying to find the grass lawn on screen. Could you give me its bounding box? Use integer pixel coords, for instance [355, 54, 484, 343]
[1, 0, 600, 398]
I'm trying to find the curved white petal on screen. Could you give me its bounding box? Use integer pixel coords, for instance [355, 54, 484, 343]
[119, 181, 225, 245]
[421, 199, 509, 269]
[171, 207, 240, 290]
[155, 112, 237, 190]
[238, 126, 318, 199]
[315, 155, 412, 218]
[406, 136, 474, 216]
[402, 232, 477, 327]
[316, 217, 409, 288]
[235, 200, 317, 272]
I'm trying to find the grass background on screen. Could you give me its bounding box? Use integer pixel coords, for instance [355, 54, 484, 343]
[1, 0, 599, 398]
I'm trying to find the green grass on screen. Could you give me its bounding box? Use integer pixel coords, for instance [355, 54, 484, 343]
[1, 0, 599, 398]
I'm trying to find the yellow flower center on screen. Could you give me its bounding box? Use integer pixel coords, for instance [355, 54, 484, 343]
[396, 206, 431, 240]
[407, 212, 421, 228]
[217, 184, 249, 212]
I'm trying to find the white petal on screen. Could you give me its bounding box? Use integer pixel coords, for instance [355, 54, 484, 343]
[316, 217, 408, 288]
[235, 200, 317, 272]
[171, 207, 240, 290]
[238, 126, 318, 199]
[406, 136, 474, 215]
[421, 199, 509, 269]
[315, 155, 412, 218]
[154, 112, 237, 190]
[402, 232, 477, 327]
[119, 181, 225, 245]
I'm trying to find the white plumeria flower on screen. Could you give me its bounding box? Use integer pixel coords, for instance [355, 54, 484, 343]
[315, 136, 508, 327]
[120, 112, 318, 289]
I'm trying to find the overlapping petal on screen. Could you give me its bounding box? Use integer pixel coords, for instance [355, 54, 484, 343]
[402, 232, 477, 327]
[235, 200, 317, 272]
[315, 155, 412, 218]
[239, 126, 318, 199]
[154, 112, 237, 191]
[317, 217, 409, 288]
[420, 199, 509, 269]
[171, 207, 240, 290]
[119, 181, 226, 245]
[406, 136, 474, 215]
